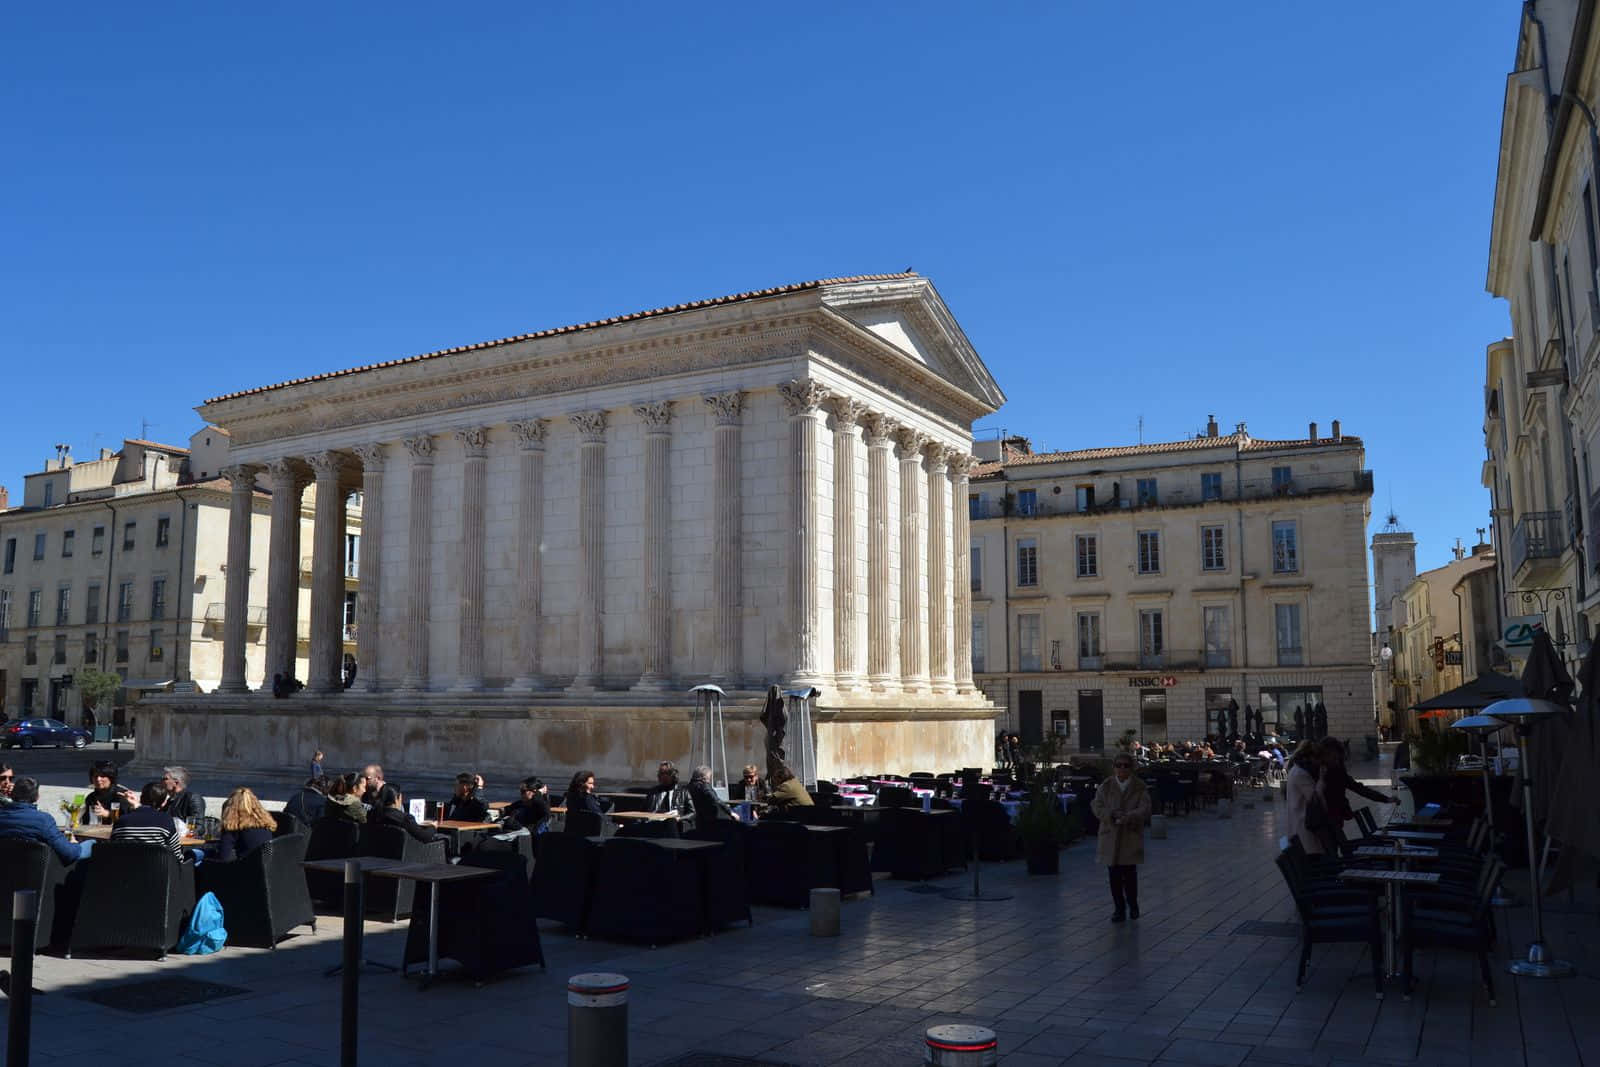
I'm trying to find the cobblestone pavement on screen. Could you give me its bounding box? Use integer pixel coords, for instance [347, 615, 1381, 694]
[3, 761, 1598, 1066]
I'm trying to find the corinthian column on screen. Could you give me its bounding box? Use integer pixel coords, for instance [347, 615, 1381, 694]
[950, 453, 977, 693]
[509, 419, 548, 690]
[351, 444, 385, 693]
[926, 444, 953, 694]
[307, 451, 349, 695]
[634, 402, 673, 691]
[705, 391, 744, 684]
[454, 427, 489, 691]
[218, 464, 259, 693]
[896, 428, 928, 691]
[863, 414, 897, 692]
[262, 459, 307, 689]
[828, 397, 865, 689]
[400, 435, 435, 692]
[781, 378, 830, 686]
[569, 411, 608, 694]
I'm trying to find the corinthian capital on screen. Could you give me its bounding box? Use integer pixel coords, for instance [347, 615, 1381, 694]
[220, 464, 261, 489]
[570, 410, 608, 442]
[704, 390, 744, 426]
[894, 427, 929, 459]
[922, 441, 951, 472]
[351, 443, 387, 472]
[455, 427, 490, 457]
[404, 435, 437, 463]
[307, 450, 347, 479]
[826, 396, 867, 429]
[947, 452, 980, 479]
[509, 418, 549, 451]
[779, 378, 830, 417]
[861, 413, 898, 446]
[634, 401, 673, 431]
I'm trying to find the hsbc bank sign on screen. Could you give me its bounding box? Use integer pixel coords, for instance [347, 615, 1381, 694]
[1128, 675, 1179, 688]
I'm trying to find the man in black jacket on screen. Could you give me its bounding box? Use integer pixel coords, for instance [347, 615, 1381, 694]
[159, 766, 205, 822]
[368, 785, 438, 844]
[442, 772, 489, 822]
[645, 761, 693, 818]
[503, 777, 550, 832]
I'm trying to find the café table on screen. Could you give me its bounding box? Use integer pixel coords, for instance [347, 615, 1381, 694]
[70, 824, 209, 847]
[609, 811, 680, 823]
[1338, 867, 1441, 979]
[421, 819, 499, 855]
[1376, 830, 1446, 842]
[301, 856, 406, 974]
[364, 861, 498, 988]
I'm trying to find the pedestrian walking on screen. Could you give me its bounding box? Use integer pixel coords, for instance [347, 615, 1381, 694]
[1090, 753, 1152, 922]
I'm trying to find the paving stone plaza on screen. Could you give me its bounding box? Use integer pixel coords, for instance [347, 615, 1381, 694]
[1, 756, 1591, 1067]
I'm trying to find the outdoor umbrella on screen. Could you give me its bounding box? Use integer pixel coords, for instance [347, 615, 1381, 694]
[1517, 628, 1575, 824]
[1244, 704, 1256, 736]
[1546, 637, 1600, 865]
[1293, 706, 1305, 739]
[1227, 698, 1240, 739]
[1215, 706, 1228, 739]
[1410, 672, 1525, 712]
[1313, 702, 1328, 740]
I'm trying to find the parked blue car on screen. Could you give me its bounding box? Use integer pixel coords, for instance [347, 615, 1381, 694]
[2, 718, 90, 749]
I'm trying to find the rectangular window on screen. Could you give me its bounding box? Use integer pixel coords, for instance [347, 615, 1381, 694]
[85, 585, 100, 625]
[32, 533, 45, 561]
[969, 494, 982, 520]
[1077, 613, 1102, 668]
[1272, 466, 1293, 491]
[55, 587, 70, 625]
[1272, 521, 1299, 573]
[24, 635, 37, 665]
[149, 629, 164, 662]
[1076, 534, 1098, 578]
[156, 516, 171, 548]
[1201, 525, 1226, 571]
[117, 581, 134, 623]
[1016, 538, 1038, 587]
[150, 578, 167, 621]
[1201, 472, 1222, 501]
[1139, 609, 1165, 668]
[971, 615, 987, 674]
[1137, 530, 1161, 574]
[1276, 603, 1304, 666]
[61, 529, 74, 557]
[1075, 484, 1095, 512]
[115, 630, 129, 664]
[53, 633, 66, 664]
[2, 539, 13, 573]
[1018, 613, 1042, 671]
[43, 482, 54, 507]
[84, 631, 98, 664]
[1015, 489, 1037, 517]
[0, 590, 9, 642]
[123, 521, 136, 550]
[970, 545, 982, 592]
[91, 526, 104, 557]
[26, 590, 41, 628]
[19, 680, 34, 715]
[1203, 605, 1232, 668]
[1136, 478, 1158, 506]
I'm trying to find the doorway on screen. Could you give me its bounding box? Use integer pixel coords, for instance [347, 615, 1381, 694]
[1078, 690, 1104, 752]
[1140, 689, 1169, 743]
[48, 679, 64, 717]
[1018, 690, 1044, 747]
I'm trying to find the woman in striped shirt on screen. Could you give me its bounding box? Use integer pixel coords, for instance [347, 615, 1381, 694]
[109, 781, 185, 858]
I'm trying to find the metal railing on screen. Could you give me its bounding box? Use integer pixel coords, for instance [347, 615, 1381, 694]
[203, 603, 267, 626]
[972, 468, 1374, 519]
[1512, 510, 1564, 574]
[1005, 649, 1229, 673]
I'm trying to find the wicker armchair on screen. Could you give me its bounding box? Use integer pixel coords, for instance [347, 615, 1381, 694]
[358, 824, 446, 921]
[196, 833, 315, 948]
[303, 818, 362, 908]
[531, 831, 600, 931]
[0, 839, 73, 953]
[66, 841, 196, 960]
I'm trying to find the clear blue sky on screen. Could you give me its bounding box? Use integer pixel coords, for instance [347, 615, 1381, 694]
[3, 3, 1513, 612]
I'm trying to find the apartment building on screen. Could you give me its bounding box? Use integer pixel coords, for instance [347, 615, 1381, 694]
[970, 416, 1374, 750]
[0, 429, 360, 725]
[1382, 543, 1498, 732]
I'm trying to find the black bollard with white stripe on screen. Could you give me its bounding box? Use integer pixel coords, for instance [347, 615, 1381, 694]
[8, 890, 38, 1067]
[568, 972, 628, 1067]
[925, 1024, 997, 1065]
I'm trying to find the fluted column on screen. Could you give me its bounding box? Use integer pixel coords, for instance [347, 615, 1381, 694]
[509, 419, 548, 690]
[218, 464, 260, 693]
[569, 411, 608, 694]
[400, 435, 435, 691]
[926, 444, 953, 694]
[307, 451, 349, 695]
[896, 428, 928, 691]
[262, 459, 307, 689]
[705, 391, 744, 684]
[950, 454, 977, 693]
[351, 444, 385, 692]
[634, 402, 673, 691]
[781, 379, 830, 685]
[828, 398, 865, 689]
[864, 414, 897, 692]
[453, 428, 490, 691]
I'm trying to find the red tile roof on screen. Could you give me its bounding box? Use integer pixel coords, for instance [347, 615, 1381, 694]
[124, 439, 191, 454]
[205, 272, 920, 404]
[972, 431, 1363, 476]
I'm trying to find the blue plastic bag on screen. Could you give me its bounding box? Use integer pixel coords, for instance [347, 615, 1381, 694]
[178, 891, 227, 955]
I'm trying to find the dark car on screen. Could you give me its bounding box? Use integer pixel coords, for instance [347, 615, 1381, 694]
[2, 718, 91, 750]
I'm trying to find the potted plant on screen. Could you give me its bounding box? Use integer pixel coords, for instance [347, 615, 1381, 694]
[1401, 725, 1471, 812]
[1017, 792, 1071, 875]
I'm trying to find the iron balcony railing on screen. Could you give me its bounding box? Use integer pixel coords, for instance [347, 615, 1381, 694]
[1512, 510, 1564, 574]
[971, 468, 1375, 519]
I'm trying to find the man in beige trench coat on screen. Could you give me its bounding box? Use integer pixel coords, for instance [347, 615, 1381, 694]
[1090, 753, 1153, 922]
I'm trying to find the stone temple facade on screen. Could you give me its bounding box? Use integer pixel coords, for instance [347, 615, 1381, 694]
[136, 273, 1006, 783]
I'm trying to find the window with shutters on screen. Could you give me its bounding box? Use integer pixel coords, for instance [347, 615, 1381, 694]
[1076, 535, 1098, 578]
[1016, 539, 1038, 587]
[1201, 525, 1226, 571]
[1137, 530, 1161, 574]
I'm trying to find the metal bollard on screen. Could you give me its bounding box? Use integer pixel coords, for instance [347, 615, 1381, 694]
[568, 972, 629, 1067]
[1148, 814, 1167, 839]
[9, 889, 38, 1067]
[341, 859, 361, 1067]
[925, 1023, 997, 1065]
[809, 888, 841, 937]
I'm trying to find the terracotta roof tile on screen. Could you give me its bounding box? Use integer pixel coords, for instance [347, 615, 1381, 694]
[205, 272, 919, 404]
[124, 439, 191, 454]
[989, 431, 1363, 469]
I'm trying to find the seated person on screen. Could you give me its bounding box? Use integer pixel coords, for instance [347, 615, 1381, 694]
[686, 765, 730, 826]
[320, 774, 367, 824]
[218, 787, 277, 861]
[0, 776, 90, 863]
[283, 776, 328, 824]
[503, 776, 551, 833]
[159, 766, 206, 822]
[84, 761, 132, 824]
[766, 764, 814, 811]
[563, 770, 612, 827]
[111, 782, 186, 859]
[729, 764, 767, 802]
[0, 762, 12, 806]
[368, 785, 438, 844]
[358, 764, 386, 810]
[442, 772, 489, 822]
[645, 761, 693, 817]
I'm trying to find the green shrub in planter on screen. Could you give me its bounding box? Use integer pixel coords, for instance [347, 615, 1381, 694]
[1018, 792, 1071, 875]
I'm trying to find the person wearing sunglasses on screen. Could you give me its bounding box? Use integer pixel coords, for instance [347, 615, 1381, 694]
[503, 777, 551, 833]
[0, 764, 14, 806]
[1090, 754, 1152, 923]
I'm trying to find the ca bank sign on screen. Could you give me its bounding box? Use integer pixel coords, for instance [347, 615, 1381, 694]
[1501, 615, 1544, 648]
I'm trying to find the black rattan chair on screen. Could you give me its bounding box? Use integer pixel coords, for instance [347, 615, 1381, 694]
[196, 833, 315, 948]
[531, 831, 599, 932]
[0, 839, 73, 952]
[1275, 852, 1383, 999]
[359, 824, 447, 922]
[303, 818, 362, 908]
[401, 847, 544, 979]
[586, 838, 709, 944]
[66, 841, 196, 960]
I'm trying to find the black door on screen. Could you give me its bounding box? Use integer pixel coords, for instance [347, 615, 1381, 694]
[48, 680, 64, 717]
[1018, 690, 1044, 747]
[1078, 690, 1104, 752]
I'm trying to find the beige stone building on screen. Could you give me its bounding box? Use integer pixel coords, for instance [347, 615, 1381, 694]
[969, 418, 1375, 749]
[1383, 544, 1498, 732]
[0, 430, 360, 726]
[138, 273, 1005, 784]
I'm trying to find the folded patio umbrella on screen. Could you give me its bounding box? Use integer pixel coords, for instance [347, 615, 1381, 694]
[1410, 671, 1525, 712]
[1513, 628, 1575, 823]
[1293, 706, 1305, 738]
[1313, 702, 1328, 740]
[1543, 638, 1600, 863]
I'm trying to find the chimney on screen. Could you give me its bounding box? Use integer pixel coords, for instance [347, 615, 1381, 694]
[1206, 415, 1218, 438]
[1331, 419, 1342, 441]
[1309, 421, 1318, 442]
[1235, 421, 1249, 440]
[0, 486, 8, 511]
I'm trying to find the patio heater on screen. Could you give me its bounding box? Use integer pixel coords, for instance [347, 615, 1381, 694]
[1449, 714, 1514, 906]
[1485, 697, 1575, 978]
[782, 687, 821, 788]
[689, 683, 729, 794]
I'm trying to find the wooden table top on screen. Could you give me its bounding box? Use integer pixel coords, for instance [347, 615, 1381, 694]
[70, 824, 207, 846]
[422, 820, 499, 831]
[487, 800, 511, 811]
[609, 810, 680, 822]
